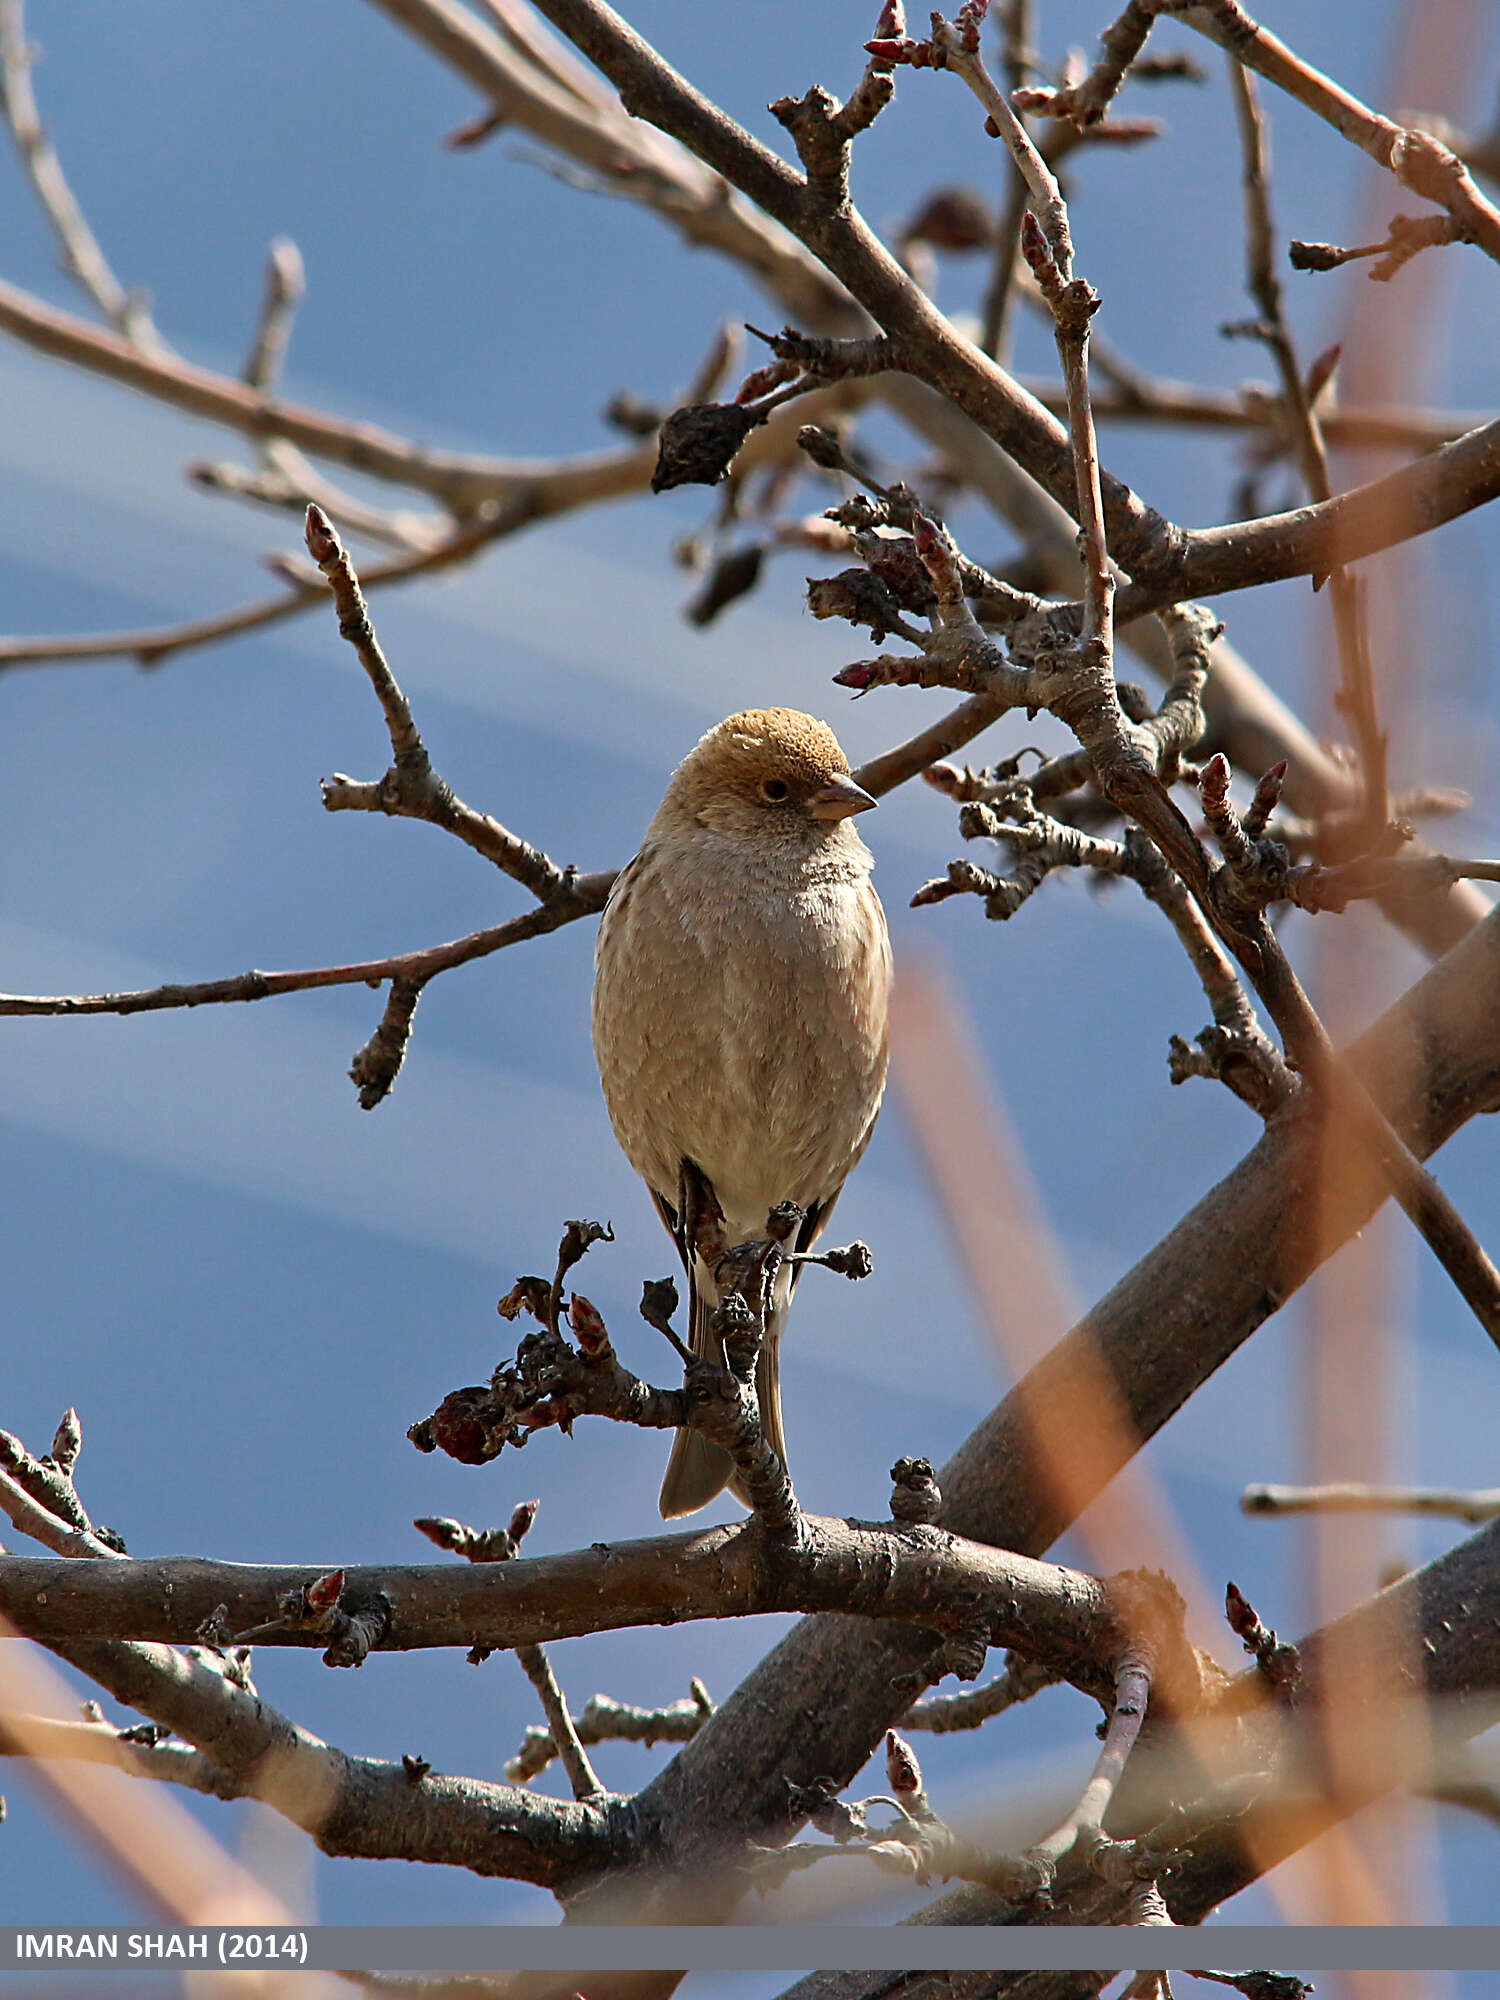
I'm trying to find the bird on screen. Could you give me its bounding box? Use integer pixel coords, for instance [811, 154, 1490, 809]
[592, 708, 892, 1519]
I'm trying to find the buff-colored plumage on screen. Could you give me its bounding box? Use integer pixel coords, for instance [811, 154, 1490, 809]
[593, 709, 892, 1518]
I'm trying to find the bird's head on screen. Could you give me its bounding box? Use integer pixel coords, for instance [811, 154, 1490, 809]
[661, 708, 877, 846]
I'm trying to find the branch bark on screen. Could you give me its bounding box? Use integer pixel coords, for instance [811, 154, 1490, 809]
[566, 892, 1500, 1916]
[0, 1518, 1121, 1674]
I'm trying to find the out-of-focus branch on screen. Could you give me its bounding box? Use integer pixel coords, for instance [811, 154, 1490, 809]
[0, 338, 802, 674]
[0, 0, 161, 349]
[0, 273, 655, 512]
[1243, 1482, 1500, 1523]
[368, 0, 846, 321]
[1015, 371, 1487, 453]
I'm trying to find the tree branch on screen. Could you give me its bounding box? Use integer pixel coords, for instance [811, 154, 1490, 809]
[568, 893, 1500, 1916]
[0, 1520, 1133, 1685]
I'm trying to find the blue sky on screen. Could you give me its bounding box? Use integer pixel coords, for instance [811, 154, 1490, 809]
[1, 0, 1499, 1976]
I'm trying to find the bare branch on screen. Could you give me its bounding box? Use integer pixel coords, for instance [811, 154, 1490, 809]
[242, 235, 306, 393]
[1023, 1646, 1155, 1889]
[0, 1522, 1128, 1674]
[0, 898, 611, 1023]
[1018, 0, 1500, 267]
[1243, 1481, 1500, 1523]
[506, 1682, 713, 1786]
[0, 0, 161, 347]
[0, 273, 654, 512]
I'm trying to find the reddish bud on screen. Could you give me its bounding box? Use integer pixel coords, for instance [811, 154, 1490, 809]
[864, 37, 935, 67]
[1019, 209, 1057, 284]
[509, 1499, 540, 1544]
[306, 1570, 344, 1615]
[885, 1729, 923, 1794]
[734, 359, 796, 405]
[569, 1292, 610, 1354]
[873, 0, 906, 38]
[1224, 1580, 1255, 1638]
[955, 0, 989, 51]
[1242, 759, 1287, 838]
[1199, 751, 1232, 803]
[303, 503, 340, 567]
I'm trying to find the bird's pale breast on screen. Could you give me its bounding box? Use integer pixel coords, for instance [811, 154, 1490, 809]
[592, 827, 890, 1239]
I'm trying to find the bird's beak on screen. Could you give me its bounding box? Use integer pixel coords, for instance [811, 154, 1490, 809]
[806, 774, 878, 821]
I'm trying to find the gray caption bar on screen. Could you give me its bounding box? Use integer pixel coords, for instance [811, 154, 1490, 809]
[2, 1927, 1500, 1972]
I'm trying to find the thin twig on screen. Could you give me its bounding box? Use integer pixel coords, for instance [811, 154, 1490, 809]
[0, 272, 654, 511]
[979, 0, 1036, 359]
[0, 0, 162, 348]
[1228, 58, 1389, 834]
[304, 504, 578, 899]
[0, 898, 611, 1020]
[514, 1646, 606, 1803]
[1243, 1482, 1500, 1523]
[1024, 1648, 1155, 1878]
[1017, 0, 1500, 266]
[505, 1683, 713, 1785]
[242, 236, 306, 394]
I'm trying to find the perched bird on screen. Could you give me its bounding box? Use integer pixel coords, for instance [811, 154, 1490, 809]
[593, 708, 892, 1518]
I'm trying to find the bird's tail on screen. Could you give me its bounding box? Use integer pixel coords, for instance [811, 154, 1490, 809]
[658, 1255, 792, 1520]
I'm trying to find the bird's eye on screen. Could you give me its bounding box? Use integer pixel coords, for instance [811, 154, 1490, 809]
[761, 778, 790, 802]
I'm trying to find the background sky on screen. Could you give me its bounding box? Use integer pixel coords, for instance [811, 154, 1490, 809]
[1, 0, 1500, 1990]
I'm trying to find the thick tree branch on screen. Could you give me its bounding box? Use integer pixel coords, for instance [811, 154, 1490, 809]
[567, 893, 1500, 1916]
[41, 1635, 613, 1884]
[0, 1521, 1139, 1692]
